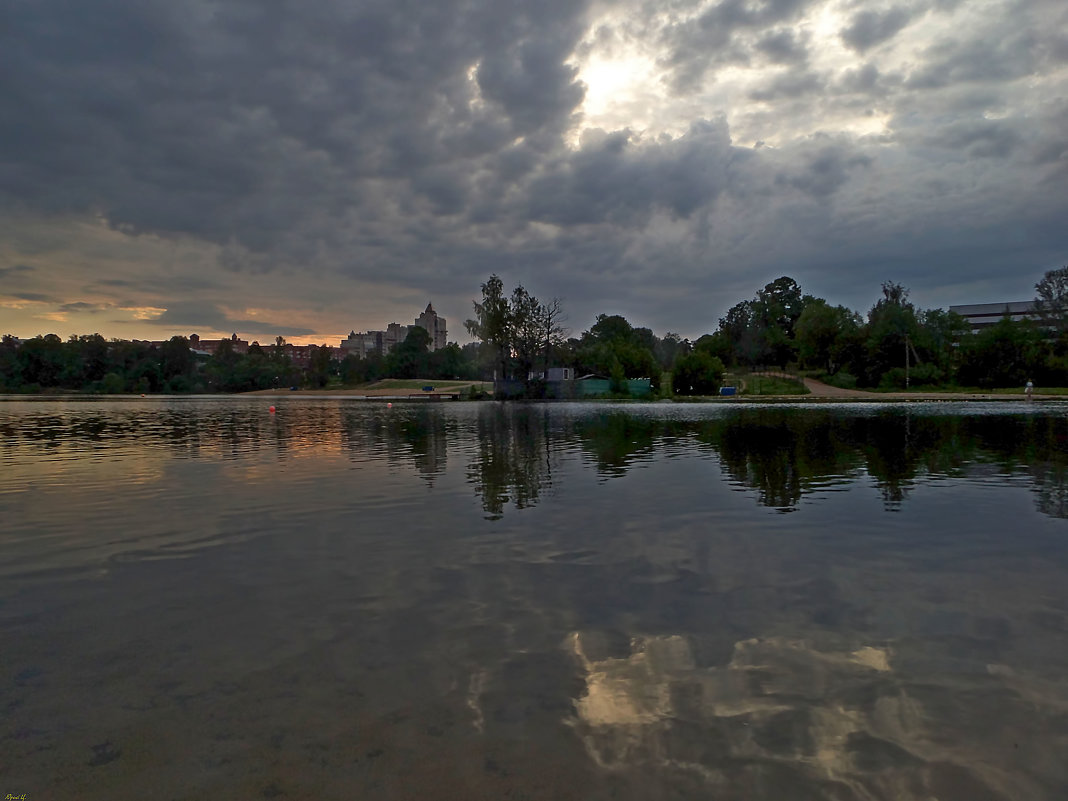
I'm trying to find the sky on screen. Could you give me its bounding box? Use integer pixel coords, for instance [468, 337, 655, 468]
[1, 0, 1065, 345]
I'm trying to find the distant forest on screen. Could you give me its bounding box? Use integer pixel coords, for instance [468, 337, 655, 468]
[4, 266, 1068, 395]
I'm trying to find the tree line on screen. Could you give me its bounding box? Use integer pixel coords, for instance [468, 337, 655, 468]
[0, 330, 477, 394]
[4, 264, 1067, 394]
[702, 266, 1068, 390]
[464, 266, 1068, 395]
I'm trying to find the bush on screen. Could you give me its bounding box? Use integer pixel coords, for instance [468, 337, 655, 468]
[101, 372, 125, 394]
[907, 363, 944, 387]
[1040, 355, 1068, 387]
[673, 351, 725, 395]
[822, 371, 857, 389]
[878, 367, 908, 390]
[877, 363, 942, 390]
[165, 375, 192, 394]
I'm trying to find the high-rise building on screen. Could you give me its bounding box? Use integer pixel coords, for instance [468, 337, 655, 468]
[415, 303, 447, 351]
[383, 322, 412, 353]
[340, 330, 382, 358]
[340, 302, 448, 355]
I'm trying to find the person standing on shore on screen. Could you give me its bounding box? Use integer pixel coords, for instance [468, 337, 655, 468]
[1026, 379, 1034, 401]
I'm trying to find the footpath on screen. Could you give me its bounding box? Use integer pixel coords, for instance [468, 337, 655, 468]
[750, 372, 1044, 402]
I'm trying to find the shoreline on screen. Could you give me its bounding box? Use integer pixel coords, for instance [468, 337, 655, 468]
[2, 384, 1057, 404]
[241, 388, 1053, 403]
[240, 375, 1055, 403]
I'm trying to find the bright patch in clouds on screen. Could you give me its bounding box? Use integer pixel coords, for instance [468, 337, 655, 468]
[571, 0, 900, 145]
[575, 50, 663, 132]
[1, 0, 1064, 341]
[124, 306, 167, 321]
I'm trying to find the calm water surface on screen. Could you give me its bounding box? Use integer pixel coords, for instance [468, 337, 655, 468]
[3, 397, 1068, 800]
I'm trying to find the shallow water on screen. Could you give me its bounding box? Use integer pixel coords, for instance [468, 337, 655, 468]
[3, 397, 1068, 800]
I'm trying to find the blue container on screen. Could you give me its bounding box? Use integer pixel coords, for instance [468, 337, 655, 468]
[719, 386, 737, 396]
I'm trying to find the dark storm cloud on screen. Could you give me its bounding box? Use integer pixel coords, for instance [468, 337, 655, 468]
[922, 119, 1023, 159]
[772, 138, 873, 197]
[10, 292, 56, 303]
[0, 264, 36, 279]
[754, 28, 810, 65]
[1029, 100, 1068, 166]
[1, 0, 1066, 337]
[145, 301, 315, 337]
[59, 301, 106, 313]
[524, 119, 738, 226]
[0, 0, 592, 255]
[83, 274, 224, 295]
[749, 70, 824, 102]
[476, 34, 586, 134]
[840, 7, 913, 53]
[835, 63, 893, 96]
[905, 28, 1040, 89]
[656, 0, 814, 92]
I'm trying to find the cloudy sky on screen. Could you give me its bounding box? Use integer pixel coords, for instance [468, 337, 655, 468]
[1, 0, 1065, 344]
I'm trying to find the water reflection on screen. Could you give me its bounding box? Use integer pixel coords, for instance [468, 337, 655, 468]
[468, 405, 560, 519]
[3, 399, 1068, 799]
[566, 628, 1063, 800]
[5, 400, 1068, 520]
[340, 406, 449, 483]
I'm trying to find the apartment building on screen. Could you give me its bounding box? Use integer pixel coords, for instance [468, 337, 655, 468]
[340, 302, 448, 357]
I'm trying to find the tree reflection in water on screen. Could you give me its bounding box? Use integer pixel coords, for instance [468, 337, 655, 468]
[568, 408, 1068, 519]
[7, 401, 1068, 519]
[467, 404, 561, 520]
[5, 399, 1068, 800]
[340, 404, 1068, 519]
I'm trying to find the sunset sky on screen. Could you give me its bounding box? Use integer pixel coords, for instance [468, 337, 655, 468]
[1, 0, 1065, 344]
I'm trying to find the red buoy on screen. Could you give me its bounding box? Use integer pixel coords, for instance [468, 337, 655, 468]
[269, 405, 276, 413]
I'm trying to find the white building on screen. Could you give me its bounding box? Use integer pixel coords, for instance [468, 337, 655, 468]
[949, 301, 1035, 333]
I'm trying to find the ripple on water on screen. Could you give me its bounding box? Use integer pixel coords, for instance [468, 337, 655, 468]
[3, 398, 1068, 799]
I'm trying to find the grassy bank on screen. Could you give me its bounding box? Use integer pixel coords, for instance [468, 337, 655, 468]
[737, 373, 810, 396]
[362, 379, 489, 391]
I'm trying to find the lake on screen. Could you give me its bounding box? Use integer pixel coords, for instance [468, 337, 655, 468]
[3, 397, 1068, 800]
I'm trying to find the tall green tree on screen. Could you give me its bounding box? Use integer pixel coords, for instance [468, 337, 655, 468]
[18, 334, 65, 387]
[673, 351, 726, 395]
[958, 316, 1043, 388]
[717, 301, 753, 366]
[715, 277, 808, 367]
[0, 335, 19, 390]
[308, 344, 335, 388]
[577, 314, 659, 384]
[159, 336, 194, 390]
[428, 343, 475, 380]
[465, 274, 511, 382]
[1034, 265, 1068, 335]
[509, 284, 544, 384]
[916, 308, 969, 382]
[387, 327, 432, 379]
[753, 276, 808, 367]
[864, 282, 920, 387]
[655, 332, 691, 370]
[795, 300, 862, 375]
